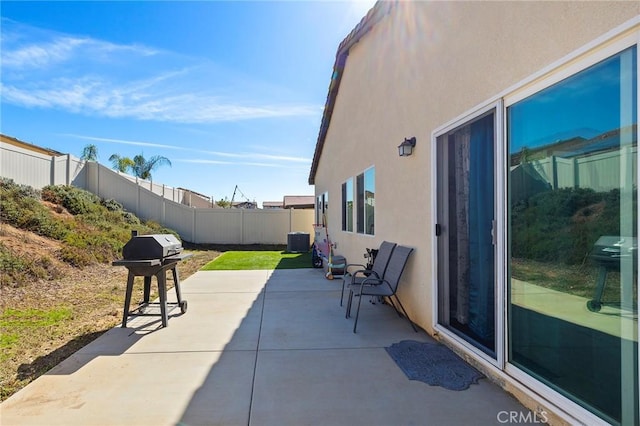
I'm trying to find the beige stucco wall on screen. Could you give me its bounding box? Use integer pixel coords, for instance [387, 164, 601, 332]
[314, 2, 639, 423]
[314, 1, 638, 331]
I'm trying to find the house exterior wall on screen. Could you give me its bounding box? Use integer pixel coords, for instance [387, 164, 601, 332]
[314, 0, 638, 333]
[313, 2, 639, 424]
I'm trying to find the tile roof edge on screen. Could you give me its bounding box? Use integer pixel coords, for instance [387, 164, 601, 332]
[308, 1, 396, 185]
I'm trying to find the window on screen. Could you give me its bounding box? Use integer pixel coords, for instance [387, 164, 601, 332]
[507, 47, 637, 425]
[356, 167, 375, 235]
[342, 178, 353, 232]
[316, 192, 328, 226]
[316, 195, 322, 225]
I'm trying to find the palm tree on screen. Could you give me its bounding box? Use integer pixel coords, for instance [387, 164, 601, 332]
[132, 154, 172, 180]
[80, 144, 98, 161]
[108, 154, 135, 173]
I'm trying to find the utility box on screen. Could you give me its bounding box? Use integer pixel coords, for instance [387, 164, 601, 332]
[287, 232, 310, 253]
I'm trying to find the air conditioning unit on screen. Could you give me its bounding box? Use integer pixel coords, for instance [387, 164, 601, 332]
[287, 232, 310, 253]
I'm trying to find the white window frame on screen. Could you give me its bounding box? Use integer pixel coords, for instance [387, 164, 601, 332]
[431, 99, 506, 370]
[356, 165, 375, 236]
[342, 178, 354, 233]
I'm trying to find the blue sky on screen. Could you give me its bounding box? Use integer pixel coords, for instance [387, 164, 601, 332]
[1, 0, 376, 206]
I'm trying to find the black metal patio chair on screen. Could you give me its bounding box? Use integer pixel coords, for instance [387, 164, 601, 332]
[347, 245, 417, 333]
[340, 241, 397, 307]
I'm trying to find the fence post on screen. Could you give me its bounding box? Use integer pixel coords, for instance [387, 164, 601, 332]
[50, 155, 56, 186]
[192, 208, 197, 243]
[66, 154, 71, 185]
[240, 209, 244, 244]
[96, 162, 100, 198]
[289, 208, 293, 232]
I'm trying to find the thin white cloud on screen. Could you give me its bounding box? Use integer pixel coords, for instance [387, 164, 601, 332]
[176, 159, 286, 168]
[64, 134, 312, 164]
[1, 36, 157, 69]
[250, 153, 310, 163]
[2, 36, 86, 69]
[1, 78, 319, 123]
[63, 134, 186, 150]
[1, 18, 158, 70]
[1, 19, 321, 123]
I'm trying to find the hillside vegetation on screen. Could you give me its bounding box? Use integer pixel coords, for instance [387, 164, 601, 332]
[0, 179, 220, 400]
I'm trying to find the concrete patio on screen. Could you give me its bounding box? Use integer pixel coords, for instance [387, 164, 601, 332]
[1, 268, 532, 425]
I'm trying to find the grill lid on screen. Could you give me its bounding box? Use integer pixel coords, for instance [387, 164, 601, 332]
[122, 234, 183, 260]
[591, 236, 637, 266]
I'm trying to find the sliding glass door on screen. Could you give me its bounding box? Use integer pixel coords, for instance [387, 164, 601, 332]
[507, 47, 638, 425]
[437, 109, 497, 358]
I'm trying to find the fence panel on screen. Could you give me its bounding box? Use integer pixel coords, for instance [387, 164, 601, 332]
[554, 157, 575, 188]
[1, 142, 53, 188]
[139, 188, 164, 223]
[69, 157, 86, 188]
[291, 209, 315, 235]
[195, 209, 242, 244]
[242, 209, 290, 244]
[53, 156, 68, 186]
[92, 164, 140, 212]
[576, 148, 637, 192]
[165, 201, 194, 240]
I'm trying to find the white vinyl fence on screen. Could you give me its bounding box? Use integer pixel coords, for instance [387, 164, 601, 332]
[527, 146, 637, 192]
[1, 141, 86, 188]
[1, 141, 314, 244]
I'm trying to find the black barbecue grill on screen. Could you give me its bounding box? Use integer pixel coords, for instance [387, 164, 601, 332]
[113, 232, 192, 327]
[587, 235, 637, 312]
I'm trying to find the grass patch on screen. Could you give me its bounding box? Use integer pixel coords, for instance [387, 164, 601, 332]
[0, 307, 73, 327]
[510, 258, 637, 302]
[201, 250, 311, 270]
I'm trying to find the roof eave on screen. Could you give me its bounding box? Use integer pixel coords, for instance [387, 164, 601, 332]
[308, 1, 396, 185]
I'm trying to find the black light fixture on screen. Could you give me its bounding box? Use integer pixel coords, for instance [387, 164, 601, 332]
[398, 137, 416, 157]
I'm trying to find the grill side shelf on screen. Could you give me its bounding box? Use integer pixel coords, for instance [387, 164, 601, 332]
[112, 259, 162, 267]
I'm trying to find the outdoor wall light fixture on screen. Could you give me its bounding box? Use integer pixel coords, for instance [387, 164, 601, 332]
[398, 137, 416, 157]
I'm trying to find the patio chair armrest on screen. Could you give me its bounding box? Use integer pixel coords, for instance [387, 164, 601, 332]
[352, 268, 379, 277]
[356, 277, 392, 298]
[360, 276, 384, 287]
[345, 263, 367, 273]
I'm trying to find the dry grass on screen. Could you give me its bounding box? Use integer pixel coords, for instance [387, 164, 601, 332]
[0, 240, 220, 401]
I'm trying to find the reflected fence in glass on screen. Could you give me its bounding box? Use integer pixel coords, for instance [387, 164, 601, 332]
[508, 46, 638, 425]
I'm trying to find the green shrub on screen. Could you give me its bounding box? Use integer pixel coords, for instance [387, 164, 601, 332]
[122, 212, 140, 225]
[101, 198, 123, 212]
[511, 187, 637, 265]
[2, 181, 180, 268]
[0, 178, 41, 200]
[60, 246, 94, 267]
[42, 185, 101, 215]
[63, 232, 122, 264]
[0, 183, 70, 240]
